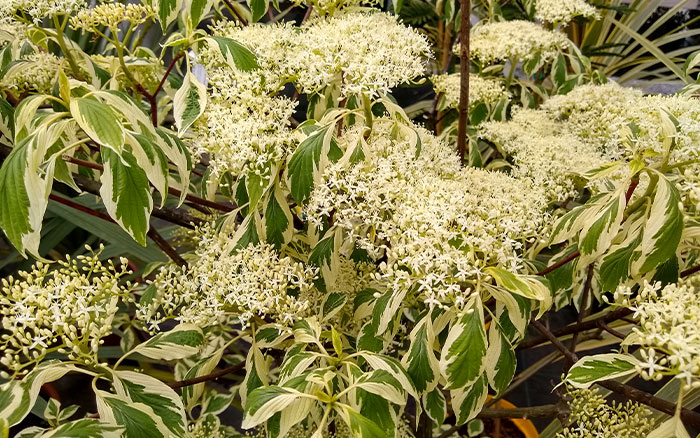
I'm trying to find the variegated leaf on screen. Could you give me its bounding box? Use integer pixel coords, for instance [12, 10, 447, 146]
[112, 371, 187, 438]
[450, 374, 488, 426]
[565, 353, 640, 389]
[174, 71, 207, 135]
[100, 147, 153, 246]
[130, 323, 204, 361]
[439, 302, 487, 390]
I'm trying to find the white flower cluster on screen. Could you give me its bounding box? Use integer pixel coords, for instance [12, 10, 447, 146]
[431, 73, 508, 109]
[0, 250, 131, 377]
[482, 82, 700, 205]
[138, 226, 318, 329]
[535, 0, 598, 25]
[0, 0, 85, 23]
[195, 12, 429, 177]
[542, 83, 700, 206]
[469, 20, 569, 63]
[297, 12, 431, 97]
[614, 278, 700, 388]
[70, 3, 154, 32]
[306, 119, 547, 308]
[557, 388, 655, 438]
[0, 51, 64, 94]
[195, 25, 298, 178]
[480, 108, 605, 202]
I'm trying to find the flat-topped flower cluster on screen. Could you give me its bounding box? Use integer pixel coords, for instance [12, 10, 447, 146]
[535, 0, 597, 25]
[469, 20, 569, 63]
[138, 226, 319, 329]
[306, 119, 548, 309]
[431, 73, 508, 109]
[194, 11, 430, 178]
[481, 83, 700, 207]
[0, 249, 132, 377]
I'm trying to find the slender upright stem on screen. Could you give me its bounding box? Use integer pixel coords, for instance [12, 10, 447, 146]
[456, 0, 471, 166]
[52, 15, 83, 80]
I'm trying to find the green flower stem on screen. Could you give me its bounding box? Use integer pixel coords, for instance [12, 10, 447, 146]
[52, 15, 83, 80]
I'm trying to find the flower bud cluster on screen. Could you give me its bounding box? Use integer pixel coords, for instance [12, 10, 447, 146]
[557, 388, 655, 438]
[0, 247, 132, 377]
[71, 3, 154, 32]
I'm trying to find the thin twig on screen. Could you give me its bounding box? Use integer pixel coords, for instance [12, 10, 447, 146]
[596, 320, 626, 339]
[223, 0, 248, 25]
[518, 307, 632, 350]
[566, 263, 595, 370]
[168, 362, 245, 388]
[530, 319, 700, 428]
[147, 227, 187, 267]
[49, 194, 187, 266]
[63, 155, 234, 212]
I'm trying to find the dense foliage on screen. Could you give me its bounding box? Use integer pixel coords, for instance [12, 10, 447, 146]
[1, 0, 700, 437]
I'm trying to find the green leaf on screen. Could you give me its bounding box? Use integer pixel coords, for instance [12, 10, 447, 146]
[113, 371, 187, 438]
[451, 374, 488, 426]
[248, 0, 269, 22]
[578, 189, 626, 264]
[40, 419, 122, 438]
[127, 133, 169, 206]
[484, 326, 516, 396]
[485, 267, 551, 318]
[207, 37, 259, 72]
[242, 387, 304, 429]
[634, 174, 684, 274]
[338, 406, 388, 438]
[0, 96, 14, 141]
[423, 387, 446, 425]
[565, 353, 640, 389]
[96, 392, 170, 438]
[439, 302, 487, 390]
[186, 0, 213, 25]
[402, 317, 439, 394]
[321, 292, 347, 321]
[0, 362, 82, 426]
[0, 136, 53, 257]
[287, 124, 334, 205]
[155, 0, 183, 32]
[100, 148, 153, 246]
[552, 53, 567, 88]
[182, 350, 225, 410]
[600, 233, 641, 291]
[357, 390, 395, 437]
[353, 370, 406, 405]
[130, 323, 204, 360]
[264, 186, 293, 249]
[174, 71, 207, 135]
[70, 97, 124, 154]
[309, 227, 340, 285]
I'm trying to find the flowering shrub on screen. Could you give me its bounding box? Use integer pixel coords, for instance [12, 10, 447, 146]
[1, 0, 700, 437]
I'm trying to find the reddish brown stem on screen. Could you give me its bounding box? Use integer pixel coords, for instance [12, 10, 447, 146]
[456, 0, 471, 166]
[49, 194, 186, 267]
[168, 362, 244, 388]
[147, 227, 187, 267]
[222, 0, 248, 25]
[530, 319, 700, 428]
[63, 155, 233, 212]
